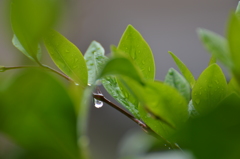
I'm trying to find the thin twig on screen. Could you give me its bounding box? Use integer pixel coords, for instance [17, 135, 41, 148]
[92, 92, 175, 149]
[3, 65, 73, 82]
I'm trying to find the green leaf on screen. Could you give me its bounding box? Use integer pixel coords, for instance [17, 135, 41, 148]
[11, 0, 63, 62]
[228, 77, 240, 96]
[44, 30, 88, 87]
[84, 41, 108, 85]
[192, 64, 228, 115]
[168, 51, 195, 88]
[12, 34, 41, 61]
[0, 69, 79, 159]
[118, 25, 155, 80]
[102, 76, 141, 118]
[235, 1, 240, 18]
[164, 68, 191, 101]
[101, 47, 145, 119]
[99, 56, 144, 85]
[122, 80, 188, 140]
[197, 28, 232, 68]
[227, 13, 240, 83]
[177, 93, 240, 159]
[208, 56, 217, 65]
[187, 100, 199, 118]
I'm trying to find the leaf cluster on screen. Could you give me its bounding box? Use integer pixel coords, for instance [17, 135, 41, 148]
[1, 1, 240, 159]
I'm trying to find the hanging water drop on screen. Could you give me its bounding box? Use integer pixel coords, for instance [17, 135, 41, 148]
[75, 83, 79, 86]
[94, 98, 103, 108]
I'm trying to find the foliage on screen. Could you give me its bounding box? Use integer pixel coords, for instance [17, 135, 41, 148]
[1, 1, 240, 159]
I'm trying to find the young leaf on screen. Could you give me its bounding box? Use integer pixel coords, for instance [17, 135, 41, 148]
[12, 35, 41, 61]
[235, 1, 240, 19]
[11, 0, 63, 63]
[118, 25, 155, 80]
[139, 81, 188, 140]
[164, 68, 191, 101]
[102, 46, 145, 119]
[99, 56, 144, 85]
[177, 93, 240, 159]
[44, 30, 88, 87]
[168, 51, 195, 88]
[227, 13, 240, 82]
[228, 77, 240, 96]
[102, 76, 141, 118]
[84, 41, 108, 85]
[188, 100, 199, 118]
[208, 56, 217, 65]
[192, 64, 228, 115]
[0, 70, 79, 159]
[197, 28, 232, 68]
[121, 79, 188, 140]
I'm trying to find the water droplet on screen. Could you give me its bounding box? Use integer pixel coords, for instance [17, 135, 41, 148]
[75, 83, 79, 86]
[73, 65, 78, 69]
[164, 144, 167, 147]
[75, 58, 79, 62]
[94, 98, 103, 108]
[148, 67, 151, 71]
[215, 80, 219, 84]
[88, 84, 91, 86]
[168, 147, 171, 149]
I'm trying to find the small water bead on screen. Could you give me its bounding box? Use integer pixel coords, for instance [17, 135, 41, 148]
[94, 98, 103, 108]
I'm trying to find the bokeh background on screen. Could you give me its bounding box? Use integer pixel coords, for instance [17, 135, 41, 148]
[0, 0, 238, 159]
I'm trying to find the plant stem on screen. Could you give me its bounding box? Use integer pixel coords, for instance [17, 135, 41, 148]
[2, 65, 73, 82]
[92, 92, 175, 149]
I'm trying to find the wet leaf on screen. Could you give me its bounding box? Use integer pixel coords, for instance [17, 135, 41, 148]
[192, 64, 228, 115]
[84, 41, 108, 85]
[44, 30, 88, 87]
[168, 51, 195, 88]
[0, 69, 79, 159]
[11, 0, 63, 62]
[164, 68, 191, 101]
[118, 25, 155, 80]
[197, 28, 232, 68]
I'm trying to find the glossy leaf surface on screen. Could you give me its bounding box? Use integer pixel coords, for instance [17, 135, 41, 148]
[0, 70, 79, 159]
[118, 25, 155, 80]
[178, 93, 240, 159]
[12, 34, 41, 61]
[228, 78, 240, 96]
[11, 0, 63, 62]
[123, 80, 188, 140]
[99, 56, 144, 85]
[102, 46, 144, 118]
[168, 51, 195, 88]
[84, 41, 108, 85]
[197, 28, 232, 68]
[164, 68, 191, 101]
[192, 64, 227, 115]
[44, 30, 88, 87]
[227, 13, 240, 82]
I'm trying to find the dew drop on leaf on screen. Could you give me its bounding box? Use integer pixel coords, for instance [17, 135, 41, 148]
[94, 98, 103, 108]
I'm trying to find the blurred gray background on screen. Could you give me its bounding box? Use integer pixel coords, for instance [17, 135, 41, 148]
[0, 0, 237, 159]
